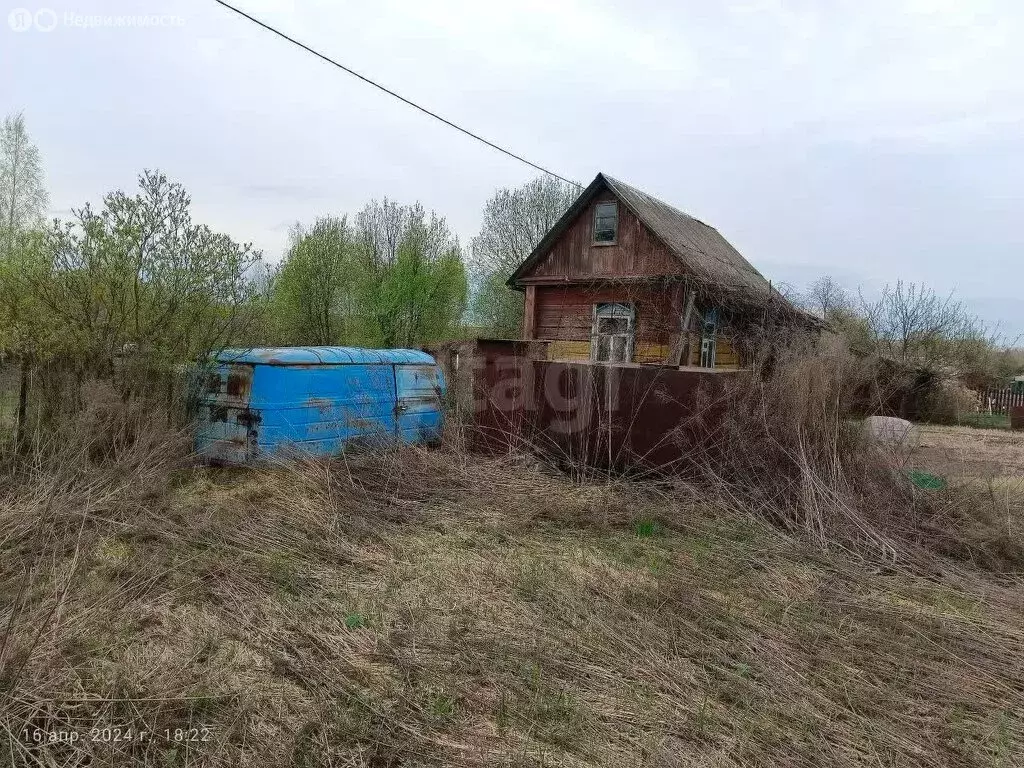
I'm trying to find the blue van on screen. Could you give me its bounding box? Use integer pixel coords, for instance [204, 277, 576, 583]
[194, 347, 445, 465]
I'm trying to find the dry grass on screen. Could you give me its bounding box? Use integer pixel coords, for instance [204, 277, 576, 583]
[1, 434, 1023, 767]
[670, 338, 1024, 571]
[2, 353, 1024, 767]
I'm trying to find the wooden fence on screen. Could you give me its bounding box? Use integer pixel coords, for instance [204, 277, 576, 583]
[978, 386, 1024, 414]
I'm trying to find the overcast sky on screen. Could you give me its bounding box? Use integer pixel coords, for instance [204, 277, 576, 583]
[3, 0, 1022, 335]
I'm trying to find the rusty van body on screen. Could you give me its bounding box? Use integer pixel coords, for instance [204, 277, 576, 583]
[194, 347, 444, 465]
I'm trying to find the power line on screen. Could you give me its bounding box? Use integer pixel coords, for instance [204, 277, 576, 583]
[211, 0, 581, 188]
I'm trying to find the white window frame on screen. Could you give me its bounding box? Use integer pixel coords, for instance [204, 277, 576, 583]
[591, 302, 635, 363]
[699, 307, 719, 368]
[699, 337, 716, 368]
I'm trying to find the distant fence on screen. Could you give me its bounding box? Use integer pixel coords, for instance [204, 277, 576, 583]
[978, 386, 1024, 414]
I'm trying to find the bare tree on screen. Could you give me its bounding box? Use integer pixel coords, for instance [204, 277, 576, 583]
[802, 276, 852, 320]
[469, 175, 579, 335]
[861, 281, 995, 372]
[356, 198, 412, 273]
[0, 112, 49, 258]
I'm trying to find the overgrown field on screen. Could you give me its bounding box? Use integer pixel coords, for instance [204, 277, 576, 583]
[2, 421, 1023, 767]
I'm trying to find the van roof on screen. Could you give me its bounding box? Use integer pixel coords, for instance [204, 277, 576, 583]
[213, 347, 436, 366]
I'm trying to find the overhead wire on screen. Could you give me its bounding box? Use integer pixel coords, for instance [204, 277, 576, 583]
[211, 0, 582, 187]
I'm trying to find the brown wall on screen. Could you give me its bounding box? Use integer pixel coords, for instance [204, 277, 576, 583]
[531, 283, 679, 364]
[471, 356, 740, 473]
[425, 339, 551, 420]
[534, 284, 675, 342]
[1011, 405, 1024, 431]
[517, 191, 682, 282]
[525, 283, 743, 369]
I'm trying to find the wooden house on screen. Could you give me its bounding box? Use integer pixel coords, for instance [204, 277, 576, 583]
[507, 173, 804, 369]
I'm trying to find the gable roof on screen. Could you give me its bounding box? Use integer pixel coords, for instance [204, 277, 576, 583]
[507, 173, 774, 304]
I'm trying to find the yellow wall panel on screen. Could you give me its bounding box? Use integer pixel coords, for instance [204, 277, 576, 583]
[548, 340, 591, 361]
[715, 338, 740, 369]
[633, 343, 668, 364]
[677, 334, 743, 368]
[542, 336, 742, 367]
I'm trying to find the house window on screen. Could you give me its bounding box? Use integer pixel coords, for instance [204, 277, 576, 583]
[699, 307, 718, 368]
[699, 337, 716, 368]
[591, 302, 634, 363]
[593, 201, 618, 244]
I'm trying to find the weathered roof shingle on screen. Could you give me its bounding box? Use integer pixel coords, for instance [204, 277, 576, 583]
[601, 175, 771, 298]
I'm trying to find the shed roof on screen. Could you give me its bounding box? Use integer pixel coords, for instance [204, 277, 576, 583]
[508, 173, 775, 304]
[215, 347, 436, 366]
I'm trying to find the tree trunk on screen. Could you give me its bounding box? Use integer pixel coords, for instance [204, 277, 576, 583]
[15, 354, 29, 453]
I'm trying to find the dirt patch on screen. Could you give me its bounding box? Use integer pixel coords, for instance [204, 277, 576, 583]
[913, 424, 1024, 480]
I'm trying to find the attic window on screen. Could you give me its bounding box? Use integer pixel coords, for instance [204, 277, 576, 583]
[593, 201, 618, 244]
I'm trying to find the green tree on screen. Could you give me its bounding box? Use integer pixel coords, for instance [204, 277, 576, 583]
[35, 170, 262, 376]
[0, 112, 49, 258]
[271, 216, 364, 345]
[0, 229, 55, 447]
[356, 199, 467, 347]
[469, 175, 578, 336]
[374, 229, 467, 347]
[266, 200, 468, 349]
[0, 113, 50, 448]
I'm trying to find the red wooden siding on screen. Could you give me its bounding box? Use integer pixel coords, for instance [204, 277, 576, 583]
[512, 182, 746, 369]
[523, 285, 537, 339]
[534, 284, 676, 344]
[526, 283, 743, 369]
[517, 191, 682, 282]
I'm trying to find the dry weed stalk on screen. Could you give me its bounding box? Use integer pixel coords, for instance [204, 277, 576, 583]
[0, 361, 1021, 766]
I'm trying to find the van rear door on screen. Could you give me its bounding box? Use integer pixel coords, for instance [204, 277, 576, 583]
[195, 363, 259, 464]
[394, 364, 444, 444]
